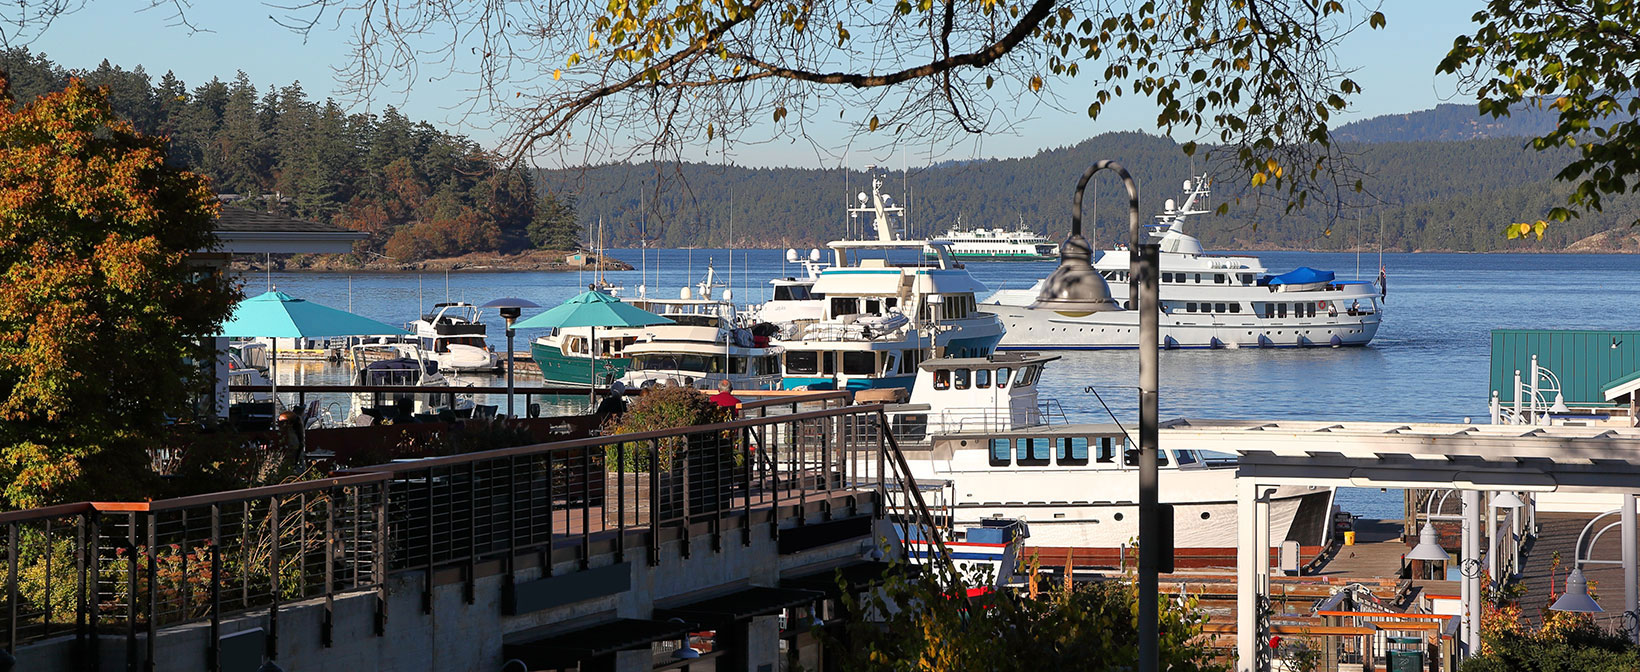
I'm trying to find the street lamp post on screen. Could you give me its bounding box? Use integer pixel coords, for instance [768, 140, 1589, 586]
[1030, 159, 1160, 672]
[481, 298, 541, 419]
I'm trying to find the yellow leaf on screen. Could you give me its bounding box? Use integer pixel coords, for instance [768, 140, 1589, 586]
[1030, 75, 1044, 93]
[869, 115, 879, 131]
[1250, 172, 1267, 187]
[553, 69, 562, 80]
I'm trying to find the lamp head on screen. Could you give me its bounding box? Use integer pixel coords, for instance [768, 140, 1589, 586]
[481, 298, 540, 323]
[1551, 568, 1604, 613]
[1028, 233, 1117, 317]
[1492, 491, 1525, 510]
[1549, 393, 1570, 414]
[1405, 522, 1451, 562]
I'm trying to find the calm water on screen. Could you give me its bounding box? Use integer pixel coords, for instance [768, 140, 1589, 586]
[259, 250, 1640, 518]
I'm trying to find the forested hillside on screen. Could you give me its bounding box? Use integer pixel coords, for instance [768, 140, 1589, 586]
[0, 49, 581, 262]
[543, 131, 1640, 252]
[1332, 103, 1560, 143]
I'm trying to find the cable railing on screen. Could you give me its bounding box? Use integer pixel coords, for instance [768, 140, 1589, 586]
[0, 393, 920, 670]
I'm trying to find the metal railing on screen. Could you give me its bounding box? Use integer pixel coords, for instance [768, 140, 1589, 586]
[0, 393, 903, 670]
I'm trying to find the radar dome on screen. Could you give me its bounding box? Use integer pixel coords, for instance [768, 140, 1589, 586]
[785, 248, 799, 263]
[680, 287, 693, 300]
[857, 192, 869, 203]
[722, 288, 733, 302]
[809, 248, 822, 262]
[1182, 180, 1193, 191]
[1164, 198, 1176, 212]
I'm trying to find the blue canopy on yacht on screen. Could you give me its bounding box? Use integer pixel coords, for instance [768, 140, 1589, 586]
[1261, 267, 1335, 286]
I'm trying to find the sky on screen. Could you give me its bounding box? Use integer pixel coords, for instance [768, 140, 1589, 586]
[24, 0, 1483, 168]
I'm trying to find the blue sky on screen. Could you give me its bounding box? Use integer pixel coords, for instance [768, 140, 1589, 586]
[27, 0, 1481, 168]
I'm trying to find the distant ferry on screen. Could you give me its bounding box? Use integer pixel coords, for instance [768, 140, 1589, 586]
[922, 217, 1060, 261]
[983, 175, 1384, 349]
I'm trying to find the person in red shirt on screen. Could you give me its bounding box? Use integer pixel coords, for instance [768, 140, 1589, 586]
[710, 379, 741, 415]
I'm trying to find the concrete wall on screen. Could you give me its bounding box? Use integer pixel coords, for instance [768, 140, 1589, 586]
[18, 499, 888, 672]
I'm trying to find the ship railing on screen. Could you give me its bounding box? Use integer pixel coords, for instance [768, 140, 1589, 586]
[794, 320, 911, 343]
[0, 394, 911, 667]
[928, 405, 1062, 434]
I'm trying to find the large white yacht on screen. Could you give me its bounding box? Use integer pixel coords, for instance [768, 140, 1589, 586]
[406, 302, 500, 372]
[984, 176, 1384, 349]
[770, 174, 1006, 391]
[872, 352, 1336, 553]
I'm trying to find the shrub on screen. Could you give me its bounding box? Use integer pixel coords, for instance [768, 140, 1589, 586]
[606, 387, 730, 471]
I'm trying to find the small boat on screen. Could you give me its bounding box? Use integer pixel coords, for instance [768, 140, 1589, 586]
[902, 518, 1033, 590]
[407, 302, 500, 373]
[348, 344, 475, 423]
[617, 268, 784, 390]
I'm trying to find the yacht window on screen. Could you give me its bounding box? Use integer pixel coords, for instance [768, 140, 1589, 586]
[864, 298, 881, 314]
[1186, 302, 1197, 313]
[886, 297, 899, 311]
[1057, 437, 1090, 464]
[842, 351, 876, 375]
[953, 369, 970, 390]
[729, 356, 747, 374]
[990, 438, 1011, 465]
[1239, 274, 1254, 285]
[933, 369, 950, 390]
[996, 367, 1011, 389]
[899, 350, 916, 374]
[1277, 303, 1287, 318]
[1017, 437, 1051, 464]
[1308, 303, 1317, 318]
[1162, 272, 1173, 283]
[1175, 450, 1198, 465]
[1214, 274, 1226, 284]
[1014, 366, 1031, 387]
[1215, 303, 1227, 313]
[822, 352, 837, 375]
[1096, 437, 1116, 463]
[975, 369, 991, 389]
[1124, 445, 1170, 467]
[830, 297, 859, 316]
[1230, 303, 1241, 313]
[1194, 274, 1203, 283]
[773, 286, 794, 301]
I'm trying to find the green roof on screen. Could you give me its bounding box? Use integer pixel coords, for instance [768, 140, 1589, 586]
[1603, 368, 1640, 401]
[1490, 330, 1640, 406]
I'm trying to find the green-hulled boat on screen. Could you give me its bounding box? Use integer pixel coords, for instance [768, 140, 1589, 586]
[529, 328, 634, 387]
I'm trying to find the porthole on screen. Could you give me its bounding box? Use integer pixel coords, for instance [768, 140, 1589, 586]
[1114, 512, 1124, 521]
[1200, 511, 1211, 520]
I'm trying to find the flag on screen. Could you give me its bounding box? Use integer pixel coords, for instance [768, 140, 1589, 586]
[1377, 265, 1387, 303]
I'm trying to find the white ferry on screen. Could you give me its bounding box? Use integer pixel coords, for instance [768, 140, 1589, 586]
[871, 352, 1335, 555]
[407, 302, 500, 372]
[983, 176, 1384, 349]
[923, 216, 1060, 262]
[771, 174, 1006, 391]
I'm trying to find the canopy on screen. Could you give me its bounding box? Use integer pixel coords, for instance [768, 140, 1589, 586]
[514, 291, 673, 330]
[218, 290, 406, 338]
[1262, 267, 1335, 286]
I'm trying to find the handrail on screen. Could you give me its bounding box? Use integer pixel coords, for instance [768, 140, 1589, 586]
[876, 409, 968, 607]
[337, 403, 885, 475]
[231, 384, 599, 395]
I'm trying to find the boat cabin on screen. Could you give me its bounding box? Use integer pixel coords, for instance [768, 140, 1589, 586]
[884, 352, 1062, 441]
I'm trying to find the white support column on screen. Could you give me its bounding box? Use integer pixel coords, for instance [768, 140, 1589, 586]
[1256, 490, 1272, 595]
[1462, 489, 1483, 654]
[1487, 493, 1499, 583]
[1237, 478, 1259, 672]
[1624, 493, 1637, 645]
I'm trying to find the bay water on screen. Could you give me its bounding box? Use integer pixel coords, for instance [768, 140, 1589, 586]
[260, 249, 1640, 519]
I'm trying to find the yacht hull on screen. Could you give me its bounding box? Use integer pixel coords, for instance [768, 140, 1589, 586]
[529, 342, 631, 387]
[983, 302, 1381, 349]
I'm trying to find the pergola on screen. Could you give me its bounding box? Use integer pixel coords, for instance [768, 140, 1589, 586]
[1159, 418, 1640, 672]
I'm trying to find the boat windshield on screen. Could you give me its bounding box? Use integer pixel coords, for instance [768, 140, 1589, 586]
[633, 354, 726, 373]
[773, 285, 816, 301]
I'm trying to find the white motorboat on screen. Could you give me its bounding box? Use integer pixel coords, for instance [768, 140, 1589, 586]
[407, 302, 500, 372]
[617, 267, 784, 390]
[872, 352, 1335, 553]
[983, 175, 1384, 349]
[348, 344, 475, 423]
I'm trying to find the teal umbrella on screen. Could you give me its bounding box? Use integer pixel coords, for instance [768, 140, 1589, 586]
[218, 290, 407, 419]
[515, 291, 673, 399]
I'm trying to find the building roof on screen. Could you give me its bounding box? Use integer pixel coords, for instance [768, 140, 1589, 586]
[1489, 329, 1640, 407]
[212, 207, 366, 254]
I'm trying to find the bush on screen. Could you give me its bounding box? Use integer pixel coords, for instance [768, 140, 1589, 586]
[606, 386, 730, 471]
[1463, 606, 1640, 672]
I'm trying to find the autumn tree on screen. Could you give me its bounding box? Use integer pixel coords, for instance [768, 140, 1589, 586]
[0, 76, 238, 510]
[1441, 0, 1640, 239]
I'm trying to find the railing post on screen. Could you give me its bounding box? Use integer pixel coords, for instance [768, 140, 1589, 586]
[465, 461, 478, 604]
[323, 487, 336, 647]
[267, 497, 281, 664]
[7, 522, 17, 657]
[742, 426, 753, 547]
[125, 511, 138, 672]
[208, 504, 221, 672]
[373, 482, 387, 636]
[616, 441, 627, 562]
[145, 512, 157, 672]
[422, 469, 435, 613]
[648, 439, 661, 566]
[581, 447, 592, 570]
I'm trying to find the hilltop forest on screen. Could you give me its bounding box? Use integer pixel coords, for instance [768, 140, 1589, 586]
[543, 130, 1640, 253]
[6, 48, 1635, 255]
[0, 49, 582, 262]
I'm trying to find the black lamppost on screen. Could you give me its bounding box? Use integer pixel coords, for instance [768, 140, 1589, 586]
[1030, 160, 1160, 672]
[481, 297, 541, 418]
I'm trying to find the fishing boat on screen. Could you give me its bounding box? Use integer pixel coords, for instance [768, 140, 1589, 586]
[406, 302, 500, 373]
[768, 173, 1006, 391]
[922, 215, 1060, 261]
[871, 352, 1335, 559]
[983, 175, 1384, 349]
[348, 343, 475, 423]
